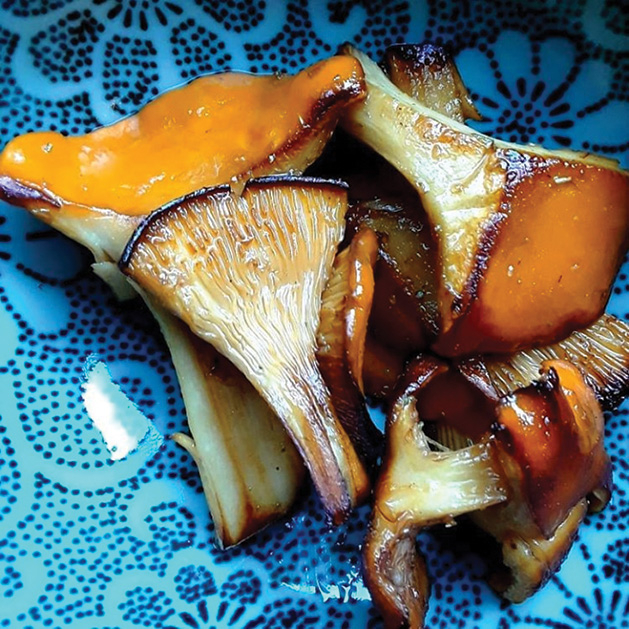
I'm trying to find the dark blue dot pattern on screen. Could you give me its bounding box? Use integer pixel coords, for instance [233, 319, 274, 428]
[119, 586, 174, 626]
[0, 0, 71, 17]
[0, 416, 22, 522]
[244, 0, 334, 72]
[603, 0, 629, 38]
[0, 214, 10, 261]
[197, 0, 266, 33]
[102, 35, 160, 116]
[28, 9, 104, 83]
[327, 0, 412, 54]
[170, 18, 232, 79]
[243, 597, 321, 628]
[0, 1, 627, 628]
[175, 565, 217, 603]
[93, 0, 184, 30]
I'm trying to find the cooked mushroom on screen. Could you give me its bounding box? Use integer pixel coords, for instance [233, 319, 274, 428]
[350, 200, 439, 336]
[77, 266, 304, 547]
[362, 333, 407, 400]
[141, 289, 306, 547]
[0, 58, 366, 545]
[364, 356, 507, 628]
[434, 359, 611, 601]
[492, 360, 610, 537]
[342, 45, 629, 356]
[339, 43, 477, 389]
[384, 43, 481, 123]
[426, 358, 611, 534]
[310, 144, 438, 398]
[311, 43, 480, 386]
[442, 422, 590, 602]
[366, 355, 610, 626]
[120, 176, 370, 523]
[0, 55, 365, 264]
[476, 496, 588, 603]
[316, 226, 382, 464]
[478, 313, 629, 411]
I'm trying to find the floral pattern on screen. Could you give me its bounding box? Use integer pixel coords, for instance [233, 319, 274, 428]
[0, 1, 627, 628]
[457, 30, 629, 155]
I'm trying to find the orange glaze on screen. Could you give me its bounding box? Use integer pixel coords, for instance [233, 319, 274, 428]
[0, 55, 365, 217]
[317, 227, 380, 464]
[435, 158, 629, 356]
[494, 360, 610, 537]
[345, 227, 379, 393]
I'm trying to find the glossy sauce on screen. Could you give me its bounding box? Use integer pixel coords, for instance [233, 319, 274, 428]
[495, 360, 609, 536]
[435, 156, 629, 355]
[0, 56, 364, 216]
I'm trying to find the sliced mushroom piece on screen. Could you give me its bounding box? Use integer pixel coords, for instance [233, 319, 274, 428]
[312, 156, 439, 400]
[478, 497, 588, 603]
[433, 359, 611, 602]
[315, 42, 478, 389]
[431, 359, 611, 536]
[348, 199, 440, 348]
[316, 226, 382, 465]
[479, 313, 629, 411]
[0, 59, 365, 544]
[442, 424, 590, 601]
[365, 356, 507, 629]
[342, 45, 629, 356]
[384, 43, 481, 123]
[0, 55, 365, 264]
[439, 421, 591, 602]
[88, 266, 305, 547]
[368, 354, 611, 624]
[120, 177, 370, 523]
[362, 333, 406, 400]
[492, 360, 611, 537]
[140, 289, 305, 547]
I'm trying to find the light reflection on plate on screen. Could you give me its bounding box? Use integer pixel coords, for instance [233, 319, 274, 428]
[82, 355, 164, 462]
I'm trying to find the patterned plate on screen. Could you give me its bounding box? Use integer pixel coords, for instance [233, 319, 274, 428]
[1, 1, 628, 628]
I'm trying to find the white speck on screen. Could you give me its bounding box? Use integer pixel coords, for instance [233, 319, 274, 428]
[82, 357, 163, 461]
[553, 175, 573, 185]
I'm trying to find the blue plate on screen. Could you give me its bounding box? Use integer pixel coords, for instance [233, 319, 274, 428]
[1, 1, 628, 628]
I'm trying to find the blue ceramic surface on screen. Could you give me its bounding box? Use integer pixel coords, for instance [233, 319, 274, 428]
[0, 1, 628, 627]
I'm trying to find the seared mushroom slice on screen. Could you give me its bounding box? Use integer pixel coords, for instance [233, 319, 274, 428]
[316, 226, 382, 465]
[384, 43, 481, 123]
[365, 356, 507, 628]
[348, 199, 440, 350]
[313, 42, 480, 383]
[476, 496, 588, 603]
[479, 313, 629, 411]
[0, 58, 365, 545]
[0, 55, 365, 264]
[492, 360, 611, 537]
[142, 290, 306, 547]
[342, 45, 629, 355]
[312, 145, 439, 398]
[429, 358, 612, 533]
[445, 420, 590, 602]
[367, 356, 611, 626]
[433, 359, 611, 602]
[120, 177, 370, 523]
[85, 267, 305, 547]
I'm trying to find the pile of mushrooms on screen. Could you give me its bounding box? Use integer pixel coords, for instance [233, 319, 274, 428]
[1, 42, 628, 628]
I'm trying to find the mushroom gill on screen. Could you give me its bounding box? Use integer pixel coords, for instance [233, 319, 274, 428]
[120, 176, 370, 522]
